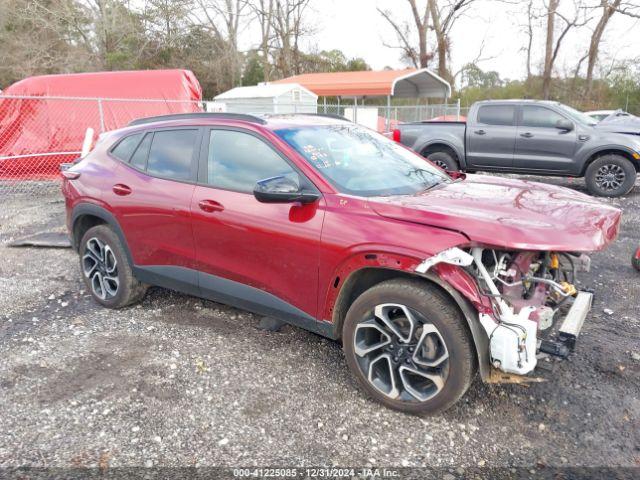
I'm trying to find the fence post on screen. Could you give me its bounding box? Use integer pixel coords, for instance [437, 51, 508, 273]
[354, 97, 358, 124]
[97, 98, 105, 132]
[457, 98, 461, 120]
[386, 95, 391, 132]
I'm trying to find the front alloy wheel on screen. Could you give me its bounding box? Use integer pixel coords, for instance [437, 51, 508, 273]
[594, 163, 626, 193]
[353, 304, 449, 402]
[343, 279, 476, 415]
[82, 237, 119, 300]
[585, 154, 636, 197]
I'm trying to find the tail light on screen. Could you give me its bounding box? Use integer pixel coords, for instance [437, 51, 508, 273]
[392, 129, 401, 142]
[60, 165, 81, 179]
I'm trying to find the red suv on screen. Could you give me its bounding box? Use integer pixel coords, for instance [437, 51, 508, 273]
[63, 113, 621, 414]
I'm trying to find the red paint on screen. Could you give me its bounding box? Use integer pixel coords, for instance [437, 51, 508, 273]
[369, 174, 621, 252]
[63, 115, 622, 324]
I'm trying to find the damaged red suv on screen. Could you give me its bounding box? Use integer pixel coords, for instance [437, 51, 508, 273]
[62, 113, 621, 414]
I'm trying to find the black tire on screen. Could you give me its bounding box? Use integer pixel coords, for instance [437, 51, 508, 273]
[342, 278, 476, 415]
[424, 150, 459, 171]
[79, 225, 147, 308]
[585, 154, 636, 197]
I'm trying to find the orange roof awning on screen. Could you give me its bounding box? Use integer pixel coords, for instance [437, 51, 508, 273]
[272, 69, 450, 98]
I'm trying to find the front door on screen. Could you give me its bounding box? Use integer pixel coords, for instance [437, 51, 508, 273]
[513, 105, 577, 172]
[190, 127, 324, 320]
[466, 104, 517, 168]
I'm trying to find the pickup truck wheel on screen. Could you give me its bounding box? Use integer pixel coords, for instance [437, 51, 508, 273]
[343, 278, 476, 415]
[585, 155, 636, 197]
[424, 151, 459, 171]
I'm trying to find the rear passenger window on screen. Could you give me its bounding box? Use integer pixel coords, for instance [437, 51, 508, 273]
[111, 133, 143, 161]
[130, 133, 152, 170]
[477, 105, 516, 126]
[207, 130, 296, 193]
[147, 129, 198, 180]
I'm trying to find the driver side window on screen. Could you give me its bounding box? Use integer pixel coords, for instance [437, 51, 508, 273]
[521, 106, 565, 129]
[207, 130, 297, 193]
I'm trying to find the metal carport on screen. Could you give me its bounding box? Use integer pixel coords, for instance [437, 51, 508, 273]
[273, 68, 451, 128]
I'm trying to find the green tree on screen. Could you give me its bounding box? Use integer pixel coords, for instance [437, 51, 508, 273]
[243, 52, 265, 86]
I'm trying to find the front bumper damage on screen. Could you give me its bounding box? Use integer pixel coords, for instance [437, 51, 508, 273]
[417, 247, 593, 379]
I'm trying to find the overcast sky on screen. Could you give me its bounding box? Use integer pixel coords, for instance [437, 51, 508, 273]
[268, 0, 640, 85]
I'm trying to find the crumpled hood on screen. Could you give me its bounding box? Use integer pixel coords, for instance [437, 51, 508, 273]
[368, 174, 621, 252]
[595, 114, 640, 135]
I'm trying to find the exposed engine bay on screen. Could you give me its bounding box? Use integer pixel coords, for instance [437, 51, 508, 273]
[416, 247, 593, 376]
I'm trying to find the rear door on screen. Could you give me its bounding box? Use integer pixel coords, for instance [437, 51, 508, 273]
[107, 127, 201, 273]
[466, 104, 517, 168]
[513, 105, 577, 172]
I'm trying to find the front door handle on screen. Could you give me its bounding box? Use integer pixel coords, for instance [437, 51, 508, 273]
[198, 199, 224, 213]
[474, 129, 486, 135]
[112, 184, 132, 196]
[520, 132, 534, 138]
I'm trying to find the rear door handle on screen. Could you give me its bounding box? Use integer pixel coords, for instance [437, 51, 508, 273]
[112, 184, 132, 196]
[474, 129, 486, 135]
[520, 132, 534, 138]
[198, 199, 224, 213]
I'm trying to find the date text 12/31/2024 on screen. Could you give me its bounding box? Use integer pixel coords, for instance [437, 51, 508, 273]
[232, 467, 400, 478]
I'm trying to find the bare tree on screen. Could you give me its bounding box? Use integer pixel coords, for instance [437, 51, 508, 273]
[248, 0, 275, 81]
[542, 0, 560, 99]
[542, 0, 590, 99]
[190, 0, 248, 86]
[613, 1, 640, 17]
[377, 0, 431, 68]
[583, 0, 621, 95]
[269, 0, 313, 78]
[428, 0, 478, 83]
[523, 0, 536, 81]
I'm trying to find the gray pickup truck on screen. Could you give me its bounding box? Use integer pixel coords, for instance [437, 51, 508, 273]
[395, 99, 640, 197]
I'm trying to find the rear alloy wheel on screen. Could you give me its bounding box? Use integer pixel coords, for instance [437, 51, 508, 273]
[343, 279, 476, 414]
[79, 225, 147, 308]
[83, 237, 119, 300]
[585, 154, 636, 197]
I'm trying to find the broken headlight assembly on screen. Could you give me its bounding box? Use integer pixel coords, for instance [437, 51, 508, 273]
[416, 247, 592, 376]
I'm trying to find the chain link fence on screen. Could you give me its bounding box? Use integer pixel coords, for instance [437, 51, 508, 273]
[0, 96, 461, 197]
[0, 95, 203, 195]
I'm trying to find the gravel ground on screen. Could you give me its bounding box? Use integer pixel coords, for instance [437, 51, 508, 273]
[0, 175, 638, 472]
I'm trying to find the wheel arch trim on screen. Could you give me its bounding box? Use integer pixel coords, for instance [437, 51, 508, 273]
[331, 264, 491, 382]
[418, 139, 464, 165]
[71, 203, 134, 265]
[579, 146, 639, 175]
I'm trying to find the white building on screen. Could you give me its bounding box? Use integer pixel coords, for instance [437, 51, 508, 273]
[213, 83, 318, 115]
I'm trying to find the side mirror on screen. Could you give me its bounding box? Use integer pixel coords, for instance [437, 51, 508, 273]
[253, 175, 320, 204]
[555, 118, 574, 132]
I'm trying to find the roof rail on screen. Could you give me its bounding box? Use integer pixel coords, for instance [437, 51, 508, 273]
[128, 112, 266, 127]
[268, 112, 351, 122]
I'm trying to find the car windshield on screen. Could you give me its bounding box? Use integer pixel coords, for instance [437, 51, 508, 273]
[275, 124, 450, 196]
[557, 103, 598, 126]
